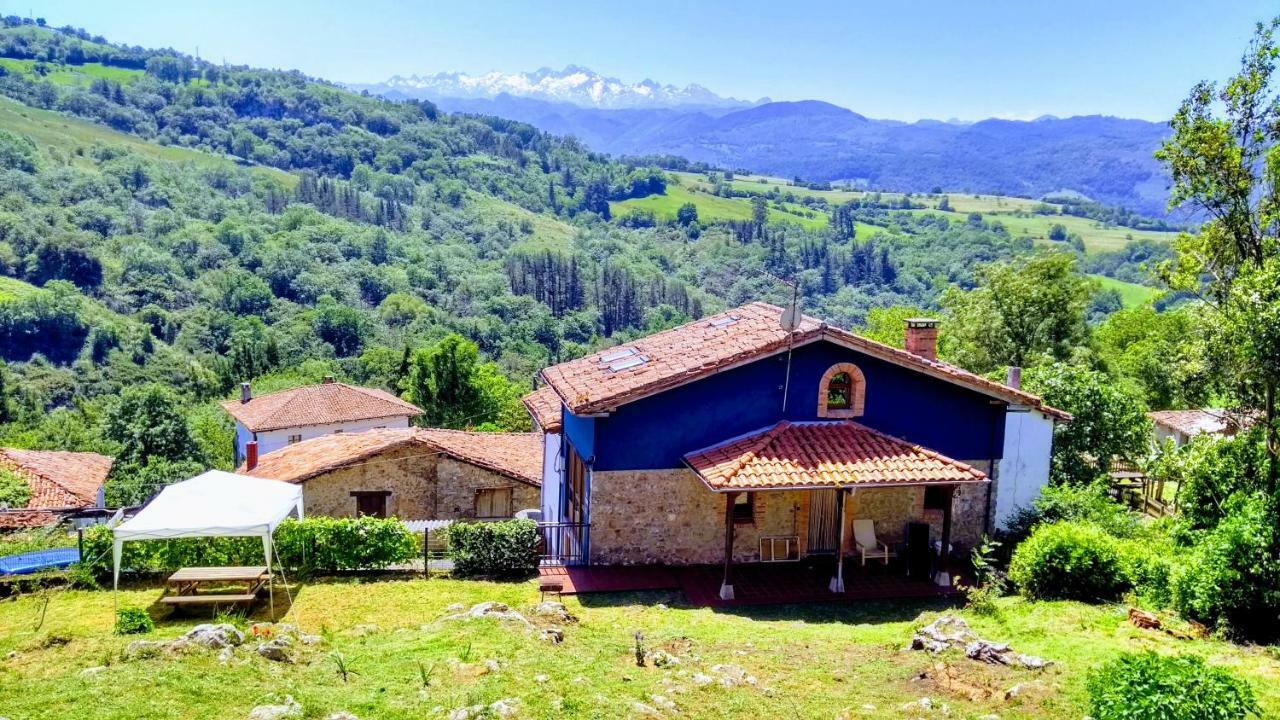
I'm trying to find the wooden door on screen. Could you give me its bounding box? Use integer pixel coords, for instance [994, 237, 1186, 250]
[807, 489, 839, 554]
[352, 491, 389, 518]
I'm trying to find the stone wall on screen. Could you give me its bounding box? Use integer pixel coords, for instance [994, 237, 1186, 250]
[435, 457, 540, 520]
[589, 469, 806, 565]
[299, 448, 537, 521]
[301, 445, 437, 519]
[588, 468, 991, 565]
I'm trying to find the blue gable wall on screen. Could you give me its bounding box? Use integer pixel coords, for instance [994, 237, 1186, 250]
[585, 339, 1006, 471]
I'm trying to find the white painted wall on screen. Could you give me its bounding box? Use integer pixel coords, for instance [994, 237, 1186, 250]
[994, 407, 1055, 530]
[234, 416, 411, 466]
[539, 432, 564, 523]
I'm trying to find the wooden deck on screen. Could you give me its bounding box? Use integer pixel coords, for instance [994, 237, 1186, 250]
[540, 559, 956, 607]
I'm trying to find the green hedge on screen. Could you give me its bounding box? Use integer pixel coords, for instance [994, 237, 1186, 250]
[82, 516, 418, 578]
[445, 519, 539, 579]
[1009, 521, 1127, 602]
[1087, 652, 1260, 720]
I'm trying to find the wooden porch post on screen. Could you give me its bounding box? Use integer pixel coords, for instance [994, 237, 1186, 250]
[719, 491, 738, 600]
[935, 485, 955, 587]
[828, 488, 848, 593]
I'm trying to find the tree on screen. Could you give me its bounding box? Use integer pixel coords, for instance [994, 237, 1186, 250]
[313, 297, 368, 357]
[104, 384, 200, 466]
[0, 360, 10, 423]
[1048, 223, 1069, 242]
[942, 253, 1091, 373]
[1094, 305, 1211, 409]
[676, 202, 698, 227]
[1023, 364, 1151, 485]
[1157, 17, 1280, 492]
[405, 335, 489, 428]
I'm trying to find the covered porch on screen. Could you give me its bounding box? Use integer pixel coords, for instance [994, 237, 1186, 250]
[682, 420, 989, 601]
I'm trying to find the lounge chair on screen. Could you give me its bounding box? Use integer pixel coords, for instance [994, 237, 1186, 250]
[853, 519, 895, 566]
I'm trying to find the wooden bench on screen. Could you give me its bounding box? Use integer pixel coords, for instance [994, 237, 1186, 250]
[161, 566, 269, 609]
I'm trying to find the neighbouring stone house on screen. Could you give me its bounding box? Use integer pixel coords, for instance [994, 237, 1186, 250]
[528, 301, 1069, 597]
[239, 428, 541, 520]
[220, 377, 424, 467]
[0, 448, 113, 529]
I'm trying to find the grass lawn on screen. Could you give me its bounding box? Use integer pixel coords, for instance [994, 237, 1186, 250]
[611, 183, 830, 231]
[1, 577, 1276, 719]
[1090, 274, 1162, 308]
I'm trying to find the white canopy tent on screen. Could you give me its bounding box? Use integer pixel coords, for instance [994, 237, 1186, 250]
[112, 470, 304, 614]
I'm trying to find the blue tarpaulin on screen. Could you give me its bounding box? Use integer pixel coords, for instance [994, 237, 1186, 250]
[0, 547, 80, 575]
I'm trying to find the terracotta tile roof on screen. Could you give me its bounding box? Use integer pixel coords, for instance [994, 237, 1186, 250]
[220, 382, 423, 433]
[1148, 408, 1253, 437]
[522, 386, 563, 433]
[416, 429, 543, 486]
[241, 428, 542, 487]
[0, 448, 112, 509]
[684, 421, 988, 491]
[0, 509, 61, 529]
[539, 302, 1069, 421]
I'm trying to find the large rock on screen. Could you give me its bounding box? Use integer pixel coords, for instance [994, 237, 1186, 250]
[257, 638, 293, 663]
[247, 696, 302, 720]
[182, 623, 245, 649]
[443, 602, 531, 626]
[123, 640, 166, 661]
[531, 601, 576, 623]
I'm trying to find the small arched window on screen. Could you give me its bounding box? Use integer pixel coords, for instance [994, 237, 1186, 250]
[818, 363, 865, 418]
[826, 372, 852, 410]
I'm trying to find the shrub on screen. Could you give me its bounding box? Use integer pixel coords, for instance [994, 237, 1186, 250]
[1087, 652, 1260, 720]
[446, 519, 539, 579]
[0, 466, 31, 508]
[82, 516, 418, 579]
[1003, 479, 1138, 546]
[1171, 494, 1280, 642]
[1008, 521, 1126, 601]
[114, 606, 154, 635]
[1117, 537, 1175, 608]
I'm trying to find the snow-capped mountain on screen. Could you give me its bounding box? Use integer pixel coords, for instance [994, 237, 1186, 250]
[350, 65, 759, 110]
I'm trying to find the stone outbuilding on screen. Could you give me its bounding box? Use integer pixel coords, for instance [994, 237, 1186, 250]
[239, 428, 541, 521]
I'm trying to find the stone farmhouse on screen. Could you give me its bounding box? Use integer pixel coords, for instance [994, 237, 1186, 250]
[221, 377, 424, 467]
[530, 302, 1068, 597]
[239, 427, 541, 521]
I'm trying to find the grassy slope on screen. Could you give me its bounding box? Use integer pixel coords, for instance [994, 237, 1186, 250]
[1090, 274, 1161, 308]
[651, 172, 1177, 255]
[0, 578, 1276, 719]
[611, 182, 832, 231]
[0, 96, 294, 185]
[0, 57, 143, 86]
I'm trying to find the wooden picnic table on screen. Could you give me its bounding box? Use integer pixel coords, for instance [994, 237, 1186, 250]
[161, 566, 270, 608]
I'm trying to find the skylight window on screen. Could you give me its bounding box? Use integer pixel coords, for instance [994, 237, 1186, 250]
[708, 314, 741, 329]
[598, 347, 638, 364]
[607, 355, 649, 372]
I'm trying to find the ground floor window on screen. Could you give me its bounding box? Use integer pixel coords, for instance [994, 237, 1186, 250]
[351, 490, 390, 518]
[475, 487, 514, 519]
[287, 434, 302, 444]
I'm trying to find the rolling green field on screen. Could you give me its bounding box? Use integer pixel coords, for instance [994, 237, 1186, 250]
[0, 577, 1276, 720]
[0, 57, 143, 86]
[646, 172, 1179, 255]
[1090, 274, 1162, 307]
[0, 96, 293, 184]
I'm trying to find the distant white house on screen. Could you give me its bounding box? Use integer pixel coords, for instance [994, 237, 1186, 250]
[220, 377, 424, 467]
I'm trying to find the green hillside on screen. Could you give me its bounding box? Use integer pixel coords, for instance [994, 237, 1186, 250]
[1090, 274, 1161, 307]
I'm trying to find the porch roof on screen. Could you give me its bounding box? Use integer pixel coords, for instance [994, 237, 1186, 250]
[683, 420, 988, 491]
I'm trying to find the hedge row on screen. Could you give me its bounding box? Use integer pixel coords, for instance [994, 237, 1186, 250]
[445, 519, 539, 578]
[82, 516, 419, 577]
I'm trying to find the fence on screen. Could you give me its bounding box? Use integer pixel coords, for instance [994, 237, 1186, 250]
[536, 522, 588, 566]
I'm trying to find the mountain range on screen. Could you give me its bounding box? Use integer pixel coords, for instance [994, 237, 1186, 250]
[354, 67, 1174, 216]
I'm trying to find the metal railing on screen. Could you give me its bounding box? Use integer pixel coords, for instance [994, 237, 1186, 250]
[537, 522, 589, 566]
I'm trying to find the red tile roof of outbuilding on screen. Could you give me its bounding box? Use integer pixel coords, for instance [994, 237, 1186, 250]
[522, 386, 563, 433]
[220, 382, 423, 433]
[0, 448, 112, 508]
[240, 428, 542, 487]
[538, 302, 1069, 420]
[684, 421, 987, 491]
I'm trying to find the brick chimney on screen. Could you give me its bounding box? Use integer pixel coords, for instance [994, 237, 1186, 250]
[1006, 366, 1022, 390]
[240, 382, 251, 404]
[322, 375, 336, 384]
[904, 318, 940, 362]
[245, 440, 259, 471]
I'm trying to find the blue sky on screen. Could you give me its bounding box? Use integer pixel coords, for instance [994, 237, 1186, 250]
[14, 0, 1274, 121]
